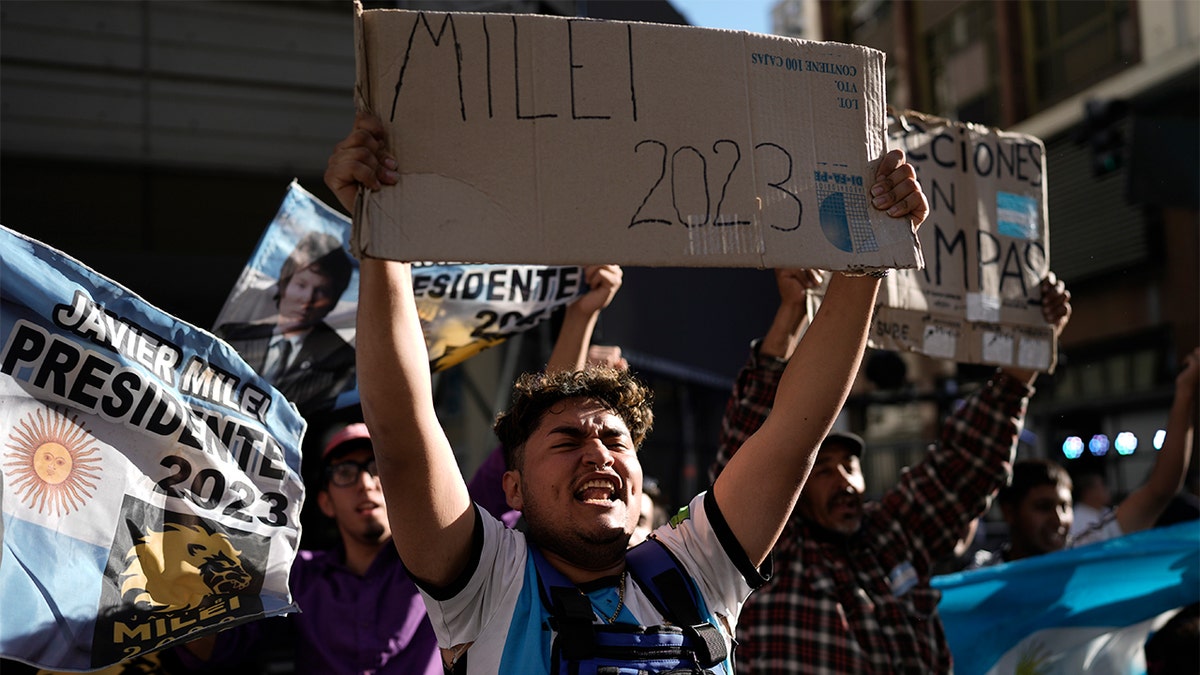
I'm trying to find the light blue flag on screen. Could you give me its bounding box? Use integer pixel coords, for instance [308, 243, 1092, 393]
[212, 181, 586, 414]
[0, 225, 306, 671]
[933, 522, 1200, 675]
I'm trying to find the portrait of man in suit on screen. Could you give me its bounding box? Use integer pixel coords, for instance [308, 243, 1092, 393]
[218, 231, 356, 414]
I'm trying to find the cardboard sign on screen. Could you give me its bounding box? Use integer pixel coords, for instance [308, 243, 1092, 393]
[350, 4, 922, 271]
[868, 110, 1054, 370]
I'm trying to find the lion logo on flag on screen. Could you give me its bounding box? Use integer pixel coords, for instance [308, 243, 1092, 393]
[119, 523, 252, 612]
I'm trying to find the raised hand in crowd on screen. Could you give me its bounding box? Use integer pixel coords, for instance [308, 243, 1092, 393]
[760, 268, 823, 360]
[1109, 346, 1199, 535]
[324, 111, 398, 214]
[547, 264, 622, 373]
[1003, 272, 1072, 386]
[586, 344, 628, 371]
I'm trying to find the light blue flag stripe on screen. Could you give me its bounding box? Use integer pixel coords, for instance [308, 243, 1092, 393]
[932, 522, 1200, 675]
[0, 514, 109, 670]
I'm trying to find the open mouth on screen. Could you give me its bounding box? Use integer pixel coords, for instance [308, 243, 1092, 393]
[830, 494, 860, 511]
[574, 478, 619, 505]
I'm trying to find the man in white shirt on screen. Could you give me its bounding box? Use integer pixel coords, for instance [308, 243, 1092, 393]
[324, 111, 929, 674]
[1069, 472, 1112, 538]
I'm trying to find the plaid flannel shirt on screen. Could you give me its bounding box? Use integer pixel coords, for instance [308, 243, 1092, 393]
[711, 341, 1031, 674]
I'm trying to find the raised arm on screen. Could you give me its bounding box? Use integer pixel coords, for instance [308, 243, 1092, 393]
[1115, 347, 1199, 534]
[546, 264, 623, 373]
[586, 344, 629, 371]
[708, 268, 821, 483]
[325, 114, 475, 587]
[1002, 272, 1072, 386]
[712, 149, 927, 566]
[761, 268, 823, 360]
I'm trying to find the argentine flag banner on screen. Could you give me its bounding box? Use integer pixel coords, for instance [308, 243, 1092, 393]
[933, 522, 1199, 675]
[0, 225, 305, 671]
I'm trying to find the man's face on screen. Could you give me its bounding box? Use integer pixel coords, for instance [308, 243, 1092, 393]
[1006, 484, 1072, 558]
[797, 443, 865, 535]
[317, 448, 391, 548]
[278, 266, 339, 333]
[505, 398, 642, 568]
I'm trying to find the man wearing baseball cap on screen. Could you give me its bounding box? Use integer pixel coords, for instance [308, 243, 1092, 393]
[710, 268, 1072, 674]
[791, 430, 867, 537]
[285, 422, 440, 673]
[179, 423, 440, 674]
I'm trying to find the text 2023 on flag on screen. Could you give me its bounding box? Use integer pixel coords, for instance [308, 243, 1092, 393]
[933, 522, 1199, 675]
[0, 225, 305, 671]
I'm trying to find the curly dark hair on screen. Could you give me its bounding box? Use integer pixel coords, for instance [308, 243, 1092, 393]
[494, 367, 654, 471]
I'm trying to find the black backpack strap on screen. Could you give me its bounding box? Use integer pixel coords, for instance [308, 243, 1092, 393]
[529, 545, 597, 662]
[625, 538, 728, 668]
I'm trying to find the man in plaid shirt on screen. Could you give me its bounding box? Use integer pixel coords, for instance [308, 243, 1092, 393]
[710, 269, 1072, 674]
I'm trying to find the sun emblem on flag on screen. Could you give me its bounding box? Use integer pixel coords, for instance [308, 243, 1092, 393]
[4, 406, 103, 516]
[1015, 639, 1052, 675]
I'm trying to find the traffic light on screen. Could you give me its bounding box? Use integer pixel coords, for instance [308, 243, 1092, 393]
[1078, 99, 1128, 177]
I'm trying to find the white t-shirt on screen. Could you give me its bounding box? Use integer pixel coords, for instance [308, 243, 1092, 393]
[1070, 508, 1124, 548]
[1069, 502, 1111, 538]
[415, 491, 764, 674]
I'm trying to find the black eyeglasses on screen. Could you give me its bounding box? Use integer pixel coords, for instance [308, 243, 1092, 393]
[325, 458, 379, 487]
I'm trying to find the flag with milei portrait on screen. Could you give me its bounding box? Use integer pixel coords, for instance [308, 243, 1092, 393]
[933, 522, 1199, 675]
[0, 225, 305, 671]
[212, 181, 586, 413]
